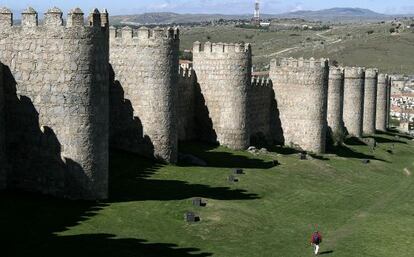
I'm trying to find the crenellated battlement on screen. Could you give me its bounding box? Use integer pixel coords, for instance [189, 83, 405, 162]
[344, 67, 365, 78]
[365, 68, 378, 78]
[193, 41, 251, 54]
[329, 67, 344, 76]
[110, 26, 179, 45]
[251, 76, 272, 88]
[271, 57, 329, 69]
[179, 66, 194, 78]
[0, 7, 108, 30]
[378, 73, 389, 83]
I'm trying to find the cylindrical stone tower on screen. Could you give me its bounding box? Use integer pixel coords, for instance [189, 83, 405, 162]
[376, 74, 389, 131]
[110, 26, 179, 163]
[192, 41, 251, 150]
[0, 7, 109, 200]
[327, 67, 344, 142]
[363, 68, 378, 135]
[343, 67, 365, 137]
[270, 57, 329, 153]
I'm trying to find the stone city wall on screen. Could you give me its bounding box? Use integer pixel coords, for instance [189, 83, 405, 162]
[343, 67, 365, 137]
[270, 58, 329, 153]
[0, 7, 109, 200]
[248, 76, 280, 145]
[386, 77, 392, 128]
[363, 68, 378, 134]
[376, 74, 389, 131]
[192, 41, 251, 150]
[109, 26, 179, 163]
[177, 66, 196, 141]
[327, 67, 345, 142]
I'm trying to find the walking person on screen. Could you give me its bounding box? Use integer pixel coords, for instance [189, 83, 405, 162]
[310, 230, 322, 255]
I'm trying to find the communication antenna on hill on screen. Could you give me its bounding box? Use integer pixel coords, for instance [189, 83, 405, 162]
[253, 0, 261, 25]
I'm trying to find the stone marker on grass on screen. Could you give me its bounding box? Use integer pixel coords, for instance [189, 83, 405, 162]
[192, 197, 206, 207]
[228, 175, 238, 182]
[233, 168, 244, 175]
[184, 211, 199, 222]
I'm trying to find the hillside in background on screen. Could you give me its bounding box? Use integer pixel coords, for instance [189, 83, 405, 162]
[110, 8, 411, 25]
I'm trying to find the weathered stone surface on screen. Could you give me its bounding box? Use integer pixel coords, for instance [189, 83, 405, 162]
[178, 67, 196, 141]
[192, 42, 251, 150]
[376, 74, 389, 131]
[363, 68, 378, 135]
[386, 77, 391, 129]
[327, 67, 344, 140]
[343, 67, 365, 137]
[109, 26, 179, 163]
[0, 8, 109, 200]
[270, 58, 329, 153]
[248, 77, 280, 146]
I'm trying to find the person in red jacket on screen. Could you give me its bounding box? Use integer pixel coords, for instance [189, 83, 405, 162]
[310, 231, 322, 255]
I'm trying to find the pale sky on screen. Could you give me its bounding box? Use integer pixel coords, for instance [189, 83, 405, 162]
[1, 0, 413, 15]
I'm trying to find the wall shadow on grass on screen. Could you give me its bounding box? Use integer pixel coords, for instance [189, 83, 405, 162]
[343, 137, 367, 146]
[178, 141, 274, 169]
[109, 149, 259, 202]
[367, 135, 407, 144]
[0, 191, 212, 257]
[327, 144, 388, 162]
[378, 129, 413, 140]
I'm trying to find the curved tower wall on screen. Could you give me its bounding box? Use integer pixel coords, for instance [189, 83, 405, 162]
[192, 41, 251, 150]
[376, 74, 389, 131]
[270, 58, 329, 153]
[343, 67, 365, 137]
[0, 8, 109, 200]
[327, 67, 344, 139]
[109, 26, 179, 163]
[363, 68, 378, 134]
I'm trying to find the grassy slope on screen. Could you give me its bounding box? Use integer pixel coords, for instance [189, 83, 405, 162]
[180, 23, 414, 74]
[1, 132, 413, 257]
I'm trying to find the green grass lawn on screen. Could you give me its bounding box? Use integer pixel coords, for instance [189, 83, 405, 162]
[1, 131, 413, 257]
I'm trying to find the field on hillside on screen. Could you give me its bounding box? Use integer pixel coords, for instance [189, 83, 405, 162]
[180, 23, 414, 74]
[2, 131, 413, 257]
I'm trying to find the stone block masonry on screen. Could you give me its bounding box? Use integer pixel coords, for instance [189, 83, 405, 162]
[0, 7, 109, 200]
[386, 78, 392, 129]
[109, 26, 179, 163]
[363, 68, 378, 135]
[192, 42, 251, 150]
[270, 58, 329, 153]
[248, 77, 281, 145]
[343, 67, 365, 137]
[178, 67, 196, 141]
[327, 67, 345, 142]
[376, 74, 389, 131]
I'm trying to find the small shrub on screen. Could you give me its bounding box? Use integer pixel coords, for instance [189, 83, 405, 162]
[367, 30, 374, 34]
